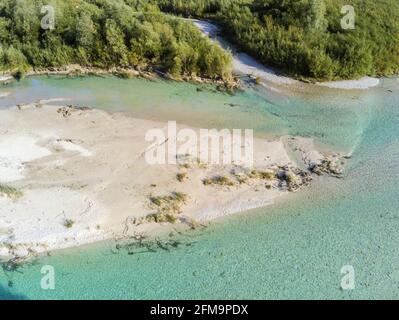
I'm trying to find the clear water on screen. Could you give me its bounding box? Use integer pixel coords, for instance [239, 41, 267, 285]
[0, 76, 398, 299]
[0, 75, 372, 152]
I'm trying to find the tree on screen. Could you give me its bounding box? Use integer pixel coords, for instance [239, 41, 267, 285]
[308, 0, 328, 32]
[76, 13, 96, 49]
[105, 19, 129, 66]
[0, 17, 10, 43]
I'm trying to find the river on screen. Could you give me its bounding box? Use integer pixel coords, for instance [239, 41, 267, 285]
[0, 74, 397, 299]
[0, 23, 398, 298]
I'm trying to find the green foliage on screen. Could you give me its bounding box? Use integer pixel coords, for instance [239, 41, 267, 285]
[308, 0, 328, 32]
[63, 219, 75, 229]
[105, 19, 129, 66]
[145, 212, 178, 223]
[0, 0, 232, 80]
[176, 172, 188, 182]
[1, 0, 397, 80]
[0, 184, 24, 200]
[0, 46, 28, 72]
[203, 175, 235, 186]
[76, 12, 96, 50]
[150, 192, 188, 216]
[154, 0, 399, 80]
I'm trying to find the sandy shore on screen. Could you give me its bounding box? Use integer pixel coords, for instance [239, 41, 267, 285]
[0, 75, 13, 84]
[190, 19, 299, 88]
[0, 62, 239, 90]
[0, 104, 337, 258]
[316, 76, 380, 90]
[191, 19, 380, 90]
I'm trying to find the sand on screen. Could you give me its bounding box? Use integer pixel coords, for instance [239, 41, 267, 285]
[0, 104, 327, 258]
[316, 76, 380, 90]
[0, 135, 52, 183]
[0, 75, 13, 83]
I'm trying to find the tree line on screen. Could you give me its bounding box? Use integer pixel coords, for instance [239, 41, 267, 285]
[154, 0, 399, 80]
[1, 0, 397, 81]
[0, 0, 232, 80]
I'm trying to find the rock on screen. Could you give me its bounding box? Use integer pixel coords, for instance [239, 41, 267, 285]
[308, 161, 323, 175]
[308, 156, 344, 178]
[275, 166, 312, 192]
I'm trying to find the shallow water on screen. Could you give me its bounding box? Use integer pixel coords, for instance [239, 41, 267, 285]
[0, 76, 398, 299]
[0, 75, 371, 152]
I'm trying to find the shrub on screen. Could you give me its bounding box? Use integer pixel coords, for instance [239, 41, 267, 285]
[0, 184, 23, 200]
[63, 219, 75, 229]
[248, 170, 276, 180]
[150, 192, 188, 215]
[203, 175, 235, 186]
[176, 172, 188, 182]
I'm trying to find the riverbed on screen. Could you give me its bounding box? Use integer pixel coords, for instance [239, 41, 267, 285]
[0, 73, 398, 299]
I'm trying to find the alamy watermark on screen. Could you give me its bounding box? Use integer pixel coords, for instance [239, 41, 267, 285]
[40, 5, 55, 30]
[340, 265, 355, 290]
[37, 3, 354, 33]
[145, 121, 254, 167]
[40, 265, 55, 290]
[341, 5, 355, 30]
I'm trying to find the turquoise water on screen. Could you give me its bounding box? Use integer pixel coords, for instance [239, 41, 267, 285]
[0, 75, 371, 152]
[0, 76, 398, 299]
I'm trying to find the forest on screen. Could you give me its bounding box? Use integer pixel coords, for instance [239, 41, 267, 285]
[0, 0, 398, 81]
[154, 0, 399, 80]
[0, 0, 232, 80]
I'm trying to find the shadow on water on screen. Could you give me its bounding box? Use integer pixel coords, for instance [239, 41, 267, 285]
[0, 284, 28, 300]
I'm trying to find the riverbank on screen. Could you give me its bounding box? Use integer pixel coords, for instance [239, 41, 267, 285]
[0, 75, 13, 84]
[191, 19, 381, 91]
[0, 104, 344, 259]
[0, 64, 240, 90]
[1, 19, 383, 93]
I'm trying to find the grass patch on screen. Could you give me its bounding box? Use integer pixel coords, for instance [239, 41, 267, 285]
[145, 213, 178, 224]
[150, 192, 188, 215]
[231, 168, 249, 184]
[0, 184, 23, 200]
[235, 175, 248, 184]
[176, 172, 188, 182]
[248, 170, 276, 180]
[63, 219, 75, 229]
[177, 154, 208, 169]
[147, 192, 188, 224]
[196, 158, 208, 169]
[203, 175, 235, 187]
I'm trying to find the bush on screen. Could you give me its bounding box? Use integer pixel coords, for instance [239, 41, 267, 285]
[176, 172, 188, 182]
[248, 170, 276, 180]
[63, 219, 75, 229]
[203, 175, 235, 186]
[0, 184, 23, 200]
[150, 192, 188, 214]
